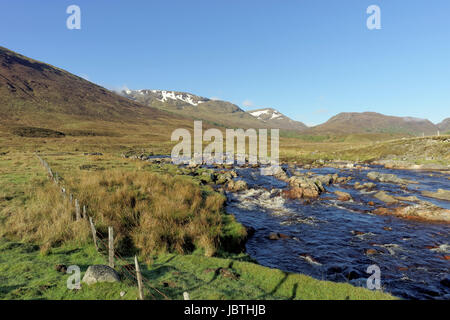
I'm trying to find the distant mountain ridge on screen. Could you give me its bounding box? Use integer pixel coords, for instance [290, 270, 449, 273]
[308, 112, 439, 136]
[1, 46, 447, 139]
[437, 118, 450, 133]
[247, 108, 308, 131]
[121, 89, 277, 129]
[0, 46, 169, 128]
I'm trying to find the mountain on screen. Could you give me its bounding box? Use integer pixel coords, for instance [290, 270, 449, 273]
[437, 118, 450, 133]
[0, 46, 174, 135]
[308, 112, 439, 136]
[121, 89, 272, 129]
[247, 108, 308, 131]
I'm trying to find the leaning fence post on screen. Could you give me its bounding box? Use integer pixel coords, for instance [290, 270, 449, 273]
[75, 199, 81, 221]
[108, 227, 114, 268]
[89, 217, 98, 252]
[134, 255, 144, 300]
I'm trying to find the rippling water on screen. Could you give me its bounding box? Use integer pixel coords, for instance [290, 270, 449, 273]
[225, 165, 450, 300]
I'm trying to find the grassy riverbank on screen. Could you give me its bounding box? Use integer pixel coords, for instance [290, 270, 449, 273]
[0, 239, 395, 300]
[0, 149, 396, 300]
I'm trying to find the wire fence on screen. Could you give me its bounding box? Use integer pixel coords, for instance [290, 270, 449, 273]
[35, 153, 170, 300]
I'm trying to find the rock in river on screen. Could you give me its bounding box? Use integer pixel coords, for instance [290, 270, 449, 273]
[374, 191, 398, 204]
[422, 189, 450, 201]
[282, 174, 323, 199]
[335, 191, 352, 201]
[374, 202, 450, 223]
[226, 179, 248, 192]
[367, 171, 416, 185]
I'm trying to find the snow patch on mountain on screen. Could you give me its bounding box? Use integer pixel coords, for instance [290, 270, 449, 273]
[122, 89, 207, 106]
[249, 108, 284, 121]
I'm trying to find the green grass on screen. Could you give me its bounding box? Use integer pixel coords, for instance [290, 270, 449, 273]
[0, 151, 399, 300]
[0, 239, 395, 300]
[0, 239, 140, 300]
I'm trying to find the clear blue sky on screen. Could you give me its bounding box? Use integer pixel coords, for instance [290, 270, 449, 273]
[1, 0, 449, 125]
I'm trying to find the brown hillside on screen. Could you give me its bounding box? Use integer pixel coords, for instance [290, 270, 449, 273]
[0, 46, 175, 130]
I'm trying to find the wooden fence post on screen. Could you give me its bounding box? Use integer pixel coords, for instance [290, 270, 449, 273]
[83, 205, 87, 219]
[108, 227, 114, 268]
[89, 217, 98, 252]
[134, 255, 144, 300]
[69, 193, 73, 204]
[75, 199, 81, 221]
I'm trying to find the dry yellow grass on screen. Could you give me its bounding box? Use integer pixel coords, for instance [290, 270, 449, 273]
[2, 165, 228, 258]
[1, 178, 90, 253]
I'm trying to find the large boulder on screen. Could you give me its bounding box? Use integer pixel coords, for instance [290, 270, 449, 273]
[82, 265, 120, 285]
[282, 174, 323, 199]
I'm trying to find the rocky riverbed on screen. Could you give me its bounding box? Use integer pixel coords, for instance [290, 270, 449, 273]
[131, 154, 450, 299]
[224, 164, 449, 300]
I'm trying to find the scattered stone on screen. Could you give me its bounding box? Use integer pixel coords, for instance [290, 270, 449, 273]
[120, 291, 126, 297]
[268, 232, 292, 240]
[374, 202, 450, 222]
[367, 171, 416, 185]
[383, 226, 392, 231]
[299, 254, 322, 266]
[422, 189, 450, 201]
[335, 191, 352, 201]
[216, 172, 233, 185]
[395, 195, 421, 202]
[365, 249, 378, 255]
[82, 265, 120, 285]
[226, 179, 248, 192]
[261, 166, 289, 181]
[336, 176, 352, 184]
[355, 182, 376, 190]
[374, 191, 398, 204]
